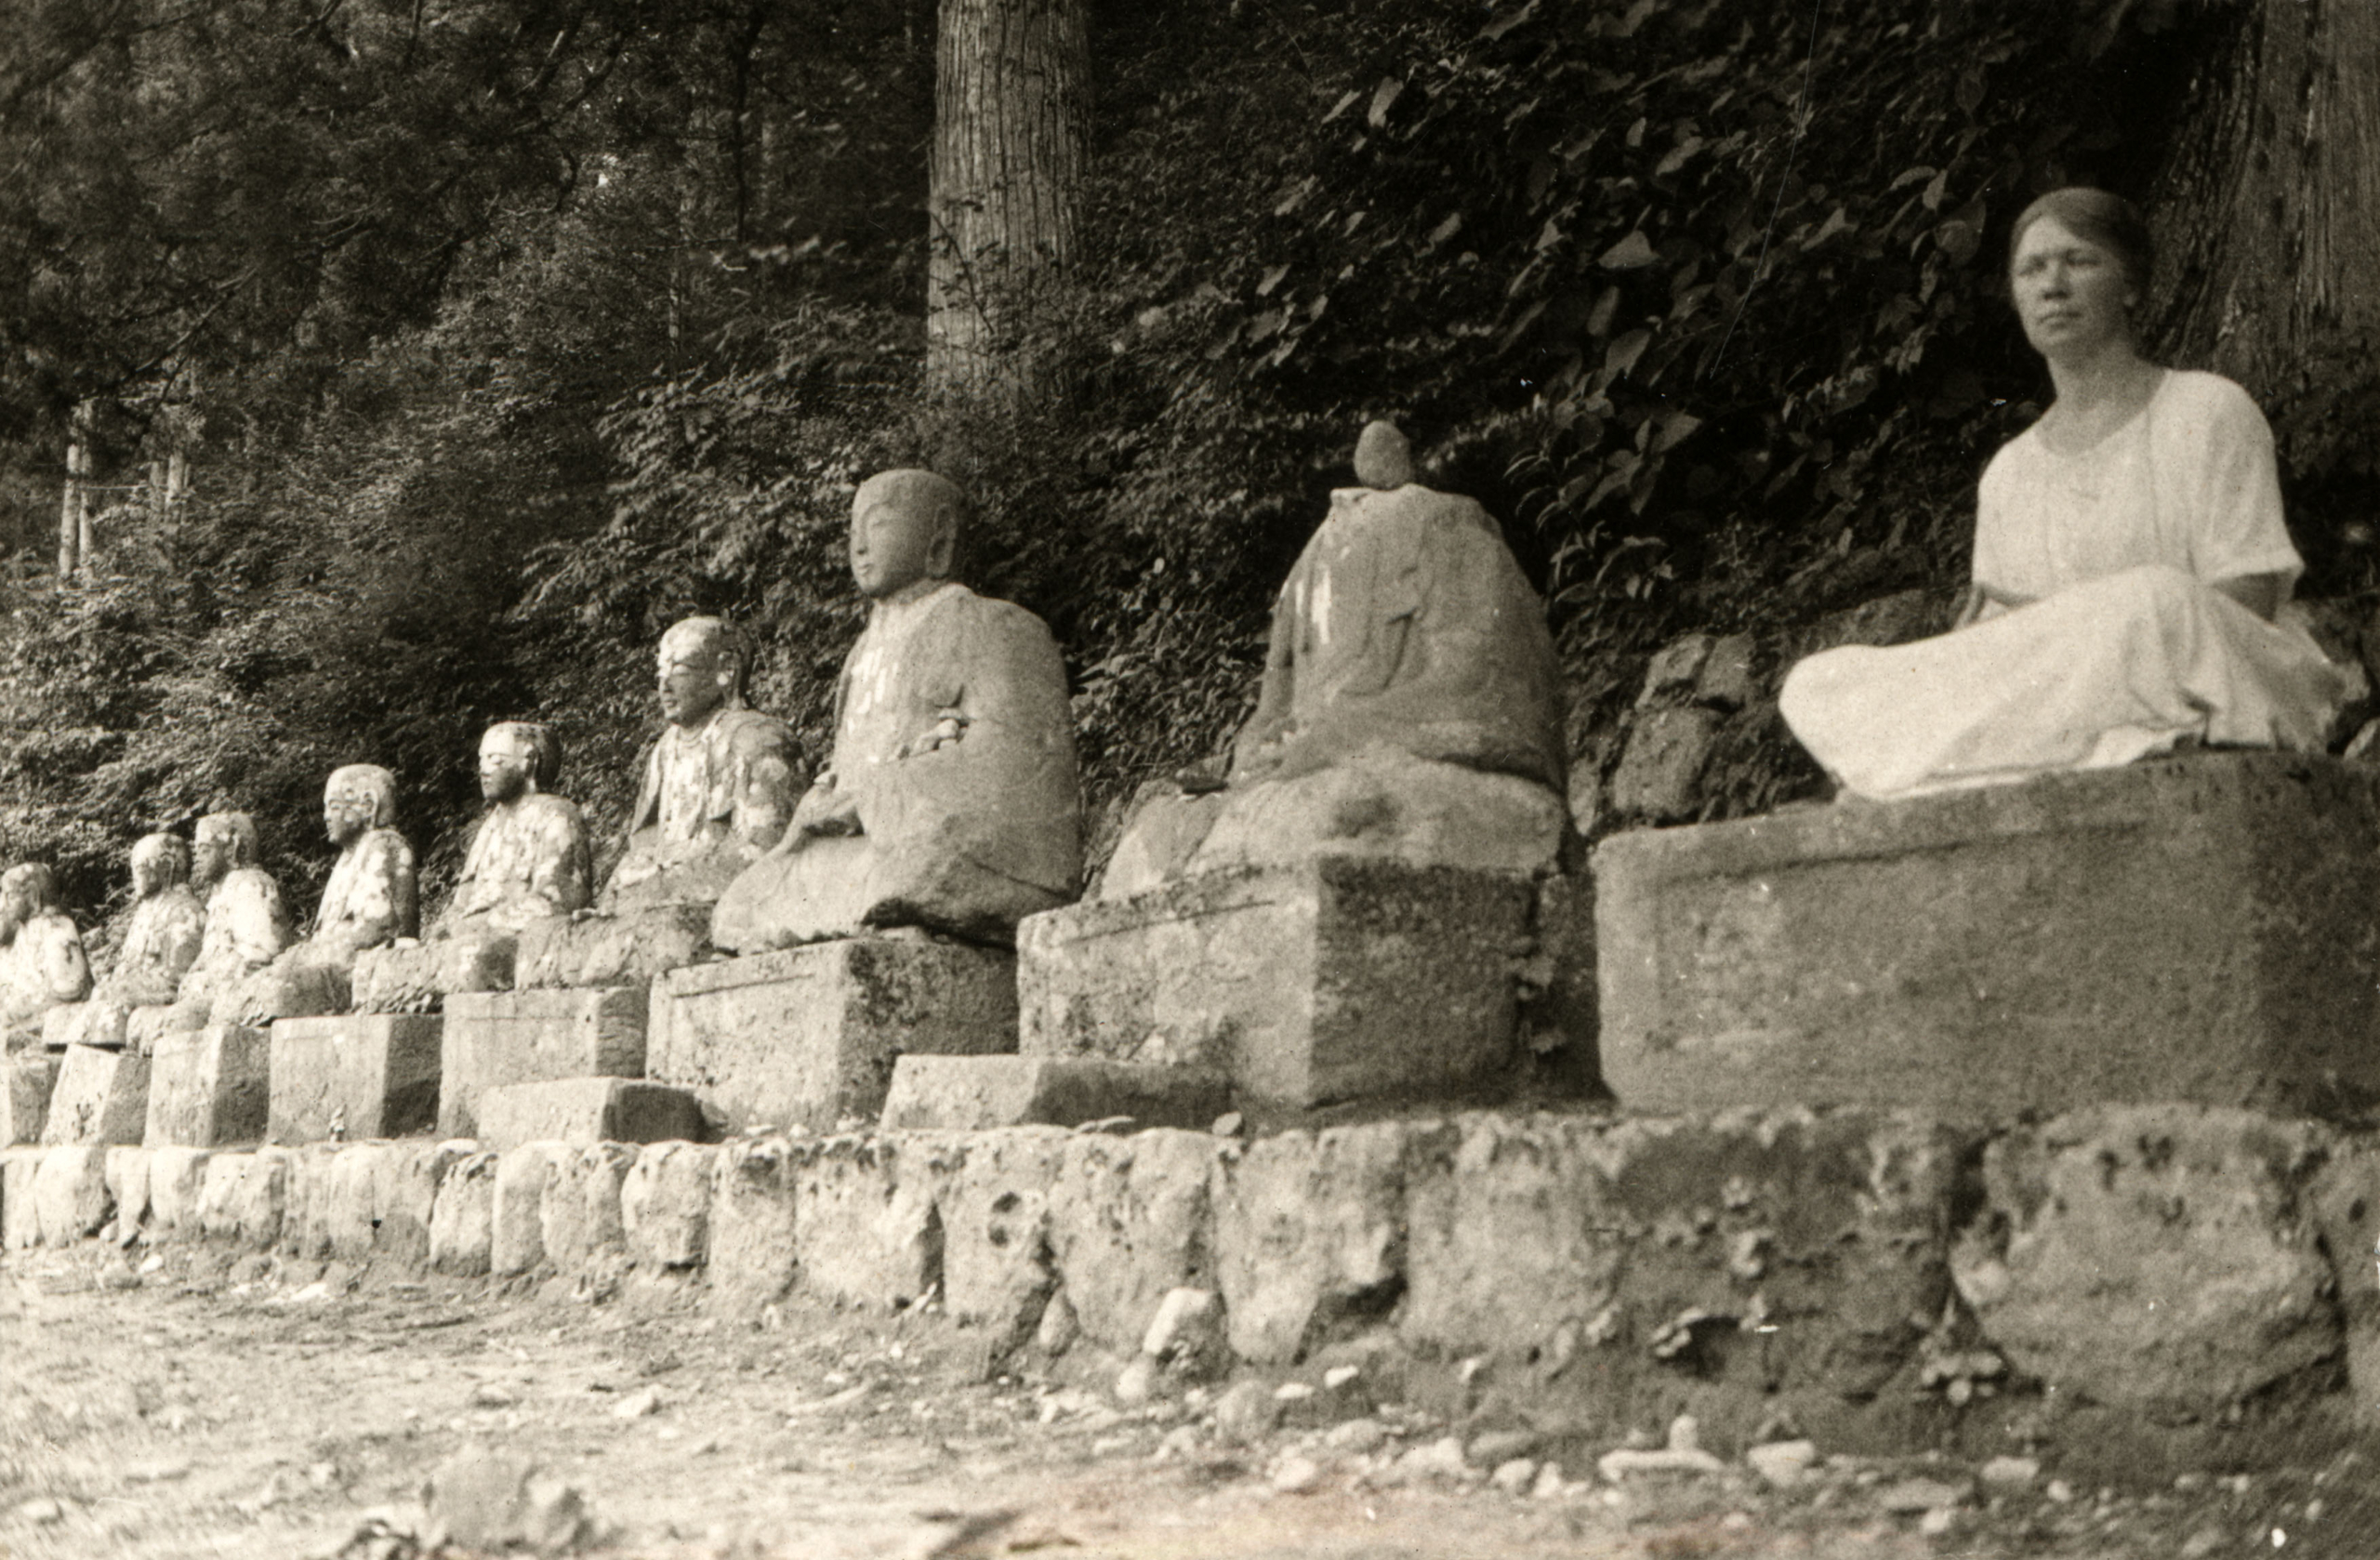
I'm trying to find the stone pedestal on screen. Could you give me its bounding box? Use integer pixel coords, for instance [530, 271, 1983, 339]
[145, 1025, 271, 1147]
[1019, 857, 1534, 1112]
[1593, 753, 2380, 1119]
[46, 1001, 128, 1052]
[879, 1054, 1228, 1132]
[515, 905, 710, 991]
[474, 1077, 707, 1153]
[4, 1053, 61, 1145]
[438, 987, 647, 1139]
[267, 1014, 442, 1144]
[650, 938, 1017, 1133]
[40, 1045, 150, 1145]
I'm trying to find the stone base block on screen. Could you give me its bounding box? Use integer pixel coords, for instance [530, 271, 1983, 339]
[1019, 857, 1533, 1111]
[651, 938, 1017, 1134]
[879, 1055, 1228, 1132]
[46, 1001, 129, 1052]
[438, 987, 647, 1139]
[1593, 753, 2380, 1118]
[40, 1045, 151, 1145]
[267, 1014, 442, 1144]
[473, 1077, 707, 1153]
[352, 932, 515, 1015]
[4, 1053, 60, 1145]
[516, 904, 711, 991]
[145, 1025, 271, 1147]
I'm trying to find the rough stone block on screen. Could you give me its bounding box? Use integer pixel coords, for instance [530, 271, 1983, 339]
[493, 1142, 566, 1276]
[2310, 1134, 2380, 1420]
[474, 1077, 706, 1154]
[4, 1052, 60, 1145]
[621, 1141, 715, 1269]
[438, 987, 648, 1140]
[430, 1151, 499, 1276]
[235, 1146, 292, 1247]
[41, 1045, 152, 1145]
[351, 933, 514, 1014]
[197, 1152, 254, 1239]
[652, 939, 1017, 1135]
[33, 1145, 112, 1244]
[104, 1145, 150, 1229]
[1213, 1121, 1409, 1366]
[1047, 1129, 1218, 1351]
[544, 1143, 636, 1270]
[516, 904, 710, 991]
[325, 1142, 390, 1259]
[3, 1147, 43, 1249]
[788, 1135, 939, 1308]
[709, 1136, 796, 1310]
[879, 1056, 1229, 1133]
[268, 1014, 442, 1144]
[1021, 858, 1532, 1112]
[1956, 1104, 2337, 1416]
[1609, 706, 1719, 824]
[929, 1128, 1070, 1353]
[378, 1140, 473, 1264]
[144, 1025, 271, 1147]
[126, 1005, 182, 1054]
[281, 1143, 341, 1259]
[146, 1146, 211, 1233]
[1400, 1111, 1962, 1405]
[1596, 754, 2380, 1119]
[47, 1000, 129, 1052]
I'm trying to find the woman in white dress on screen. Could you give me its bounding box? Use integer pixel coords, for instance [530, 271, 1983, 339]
[1779, 188, 2348, 800]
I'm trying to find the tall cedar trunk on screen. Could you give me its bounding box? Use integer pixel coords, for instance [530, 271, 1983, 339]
[927, 0, 1089, 405]
[2148, 0, 2380, 396]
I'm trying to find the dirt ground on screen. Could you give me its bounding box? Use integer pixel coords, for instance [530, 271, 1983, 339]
[3, 1239, 2376, 1560]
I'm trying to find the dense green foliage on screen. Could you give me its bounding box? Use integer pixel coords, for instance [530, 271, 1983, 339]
[0, 0, 2359, 923]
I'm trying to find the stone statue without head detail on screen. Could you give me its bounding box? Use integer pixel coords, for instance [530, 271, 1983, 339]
[354, 722, 594, 1011]
[223, 765, 417, 1025]
[56, 833, 207, 1052]
[710, 469, 1083, 951]
[0, 864, 92, 1050]
[1098, 419, 1567, 898]
[164, 812, 295, 1032]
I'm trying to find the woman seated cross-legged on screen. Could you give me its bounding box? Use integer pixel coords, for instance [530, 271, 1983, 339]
[1780, 187, 2350, 800]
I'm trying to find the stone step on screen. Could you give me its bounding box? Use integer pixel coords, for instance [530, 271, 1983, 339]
[145, 1025, 271, 1147]
[40, 1044, 150, 1145]
[438, 986, 648, 1140]
[473, 1077, 707, 1153]
[268, 1014, 442, 1144]
[878, 1054, 1229, 1132]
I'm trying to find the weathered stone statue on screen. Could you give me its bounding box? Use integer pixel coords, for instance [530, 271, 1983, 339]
[354, 721, 594, 1010]
[0, 865, 92, 1050]
[710, 469, 1082, 950]
[225, 765, 417, 1024]
[165, 812, 295, 1032]
[1099, 421, 1567, 898]
[100, 835, 207, 1007]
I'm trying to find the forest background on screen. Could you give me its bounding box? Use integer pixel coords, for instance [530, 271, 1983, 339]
[0, 0, 2374, 936]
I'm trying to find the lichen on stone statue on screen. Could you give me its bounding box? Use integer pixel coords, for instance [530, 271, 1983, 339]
[709, 468, 1083, 952]
[222, 765, 417, 1025]
[1100, 420, 1567, 899]
[0, 864, 92, 1051]
[515, 618, 800, 988]
[354, 721, 595, 1012]
[161, 811, 294, 1035]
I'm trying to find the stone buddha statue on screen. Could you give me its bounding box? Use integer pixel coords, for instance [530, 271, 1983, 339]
[58, 833, 207, 1051]
[1099, 420, 1567, 899]
[710, 469, 1082, 951]
[354, 721, 594, 1011]
[163, 811, 294, 1032]
[0, 864, 92, 1050]
[224, 765, 417, 1024]
[516, 619, 800, 988]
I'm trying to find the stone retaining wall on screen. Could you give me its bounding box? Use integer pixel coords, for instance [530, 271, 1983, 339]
[7, 1103, 2378, 1461]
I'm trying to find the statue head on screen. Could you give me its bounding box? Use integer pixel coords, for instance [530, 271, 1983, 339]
[1354, 420, 1414, 490]
[655, 617, 749, 728]
[0, 863, 60, 923]
[480, 721, 559, 804]
[324, 764, 398, 849]
[192, 813, 259, 890]
[130, 833, 190, 900]
[850, 469, 962, 600]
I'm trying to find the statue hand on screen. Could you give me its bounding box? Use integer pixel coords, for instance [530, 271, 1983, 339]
[790, 784, 862, 839]
[911, 711, 968, 755]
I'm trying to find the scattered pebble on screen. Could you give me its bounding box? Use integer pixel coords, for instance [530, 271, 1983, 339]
[1878, 1477, 1967, 1514]
[1980, 1455, 2040, 1489]
[1490, 1458, 1536, 1494]
[1382, 1436, 1471, 1486]
[18, 1497, 64, 1525]
[1918, 1506, 1956, 1537]
[1468, 1429, 1540, 1467]
[1747, 1439, 1818, 1488]
[1321, 1365, 1361, 1392]
[1212, 1380, 1280, 1444]
[1270, 1456, 1322, 1495]
[1530, 1461, 1567, 1501]
[2046, 1479, 2076, 1504]
[470, 1382, 520, 1408]
[610, 1388, 661, 1421]
[1324, 1418, 1387, 1454]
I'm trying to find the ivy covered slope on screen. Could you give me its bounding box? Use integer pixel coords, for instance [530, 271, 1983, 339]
[0, 0, 2370, 924]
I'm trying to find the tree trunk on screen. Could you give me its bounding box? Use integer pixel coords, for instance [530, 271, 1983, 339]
[927, 0, 1089, 405]
[56, 400, 94, 580]
[2148, 0, 2380, 396]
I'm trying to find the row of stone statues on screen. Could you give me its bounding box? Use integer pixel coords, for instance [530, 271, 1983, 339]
[5, 427, 1567, 1071]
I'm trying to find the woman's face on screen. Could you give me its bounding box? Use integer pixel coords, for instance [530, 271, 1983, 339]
[2010, 215, 2135, 361]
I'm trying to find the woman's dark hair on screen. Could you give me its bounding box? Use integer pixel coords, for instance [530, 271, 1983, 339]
[2008, 187, 2154, 292]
